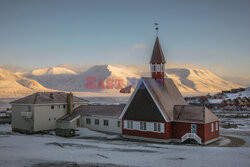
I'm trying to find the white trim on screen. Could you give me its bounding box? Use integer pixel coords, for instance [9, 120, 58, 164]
[69, 115, 81, 123]
[142, 79, 168, 122]
[119, 79, 143, 119]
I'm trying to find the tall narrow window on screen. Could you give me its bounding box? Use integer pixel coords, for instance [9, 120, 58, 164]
[153, 65, 156, 72]
[211, 123, 214, 132]
[104, 120, 109, 126]
[140, 122, 146, 130]
[117, 121, 120, 127]
[128, 121, 133, 129]
[215, 122, 218, 131]
[95, 119, 99, 125]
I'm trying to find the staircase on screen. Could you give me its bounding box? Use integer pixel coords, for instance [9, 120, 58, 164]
[181, 133, 202, 144]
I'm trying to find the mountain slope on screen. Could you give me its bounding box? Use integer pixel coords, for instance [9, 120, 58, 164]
[166, 68, 241, 95]
[0, 68, 54, 98]
[23, 65, 241, 96]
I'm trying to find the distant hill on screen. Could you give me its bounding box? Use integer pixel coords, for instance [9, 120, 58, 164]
[0, 68, 55, 98]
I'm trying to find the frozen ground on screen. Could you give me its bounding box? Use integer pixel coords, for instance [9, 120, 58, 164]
[0, 125, 250, 167]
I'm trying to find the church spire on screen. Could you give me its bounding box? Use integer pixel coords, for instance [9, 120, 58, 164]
[150, 23, 166, 86]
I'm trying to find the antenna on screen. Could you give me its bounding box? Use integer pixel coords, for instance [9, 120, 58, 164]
[154, 22, 159, 36]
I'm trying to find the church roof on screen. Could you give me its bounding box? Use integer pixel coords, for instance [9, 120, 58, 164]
[120, 77, 187, 121]
[150, 37, 166, 64]
[120, 77, 219, 123]
[173, 105, 219, 123]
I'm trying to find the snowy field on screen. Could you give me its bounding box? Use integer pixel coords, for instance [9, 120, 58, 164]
[0, 125, 250, 167]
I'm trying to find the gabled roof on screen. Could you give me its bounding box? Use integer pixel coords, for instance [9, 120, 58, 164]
[120, 77, 187, 121]
[173, 105, 219, 124]
[10, 92, 88, 104]
[150, 37, 166, 64]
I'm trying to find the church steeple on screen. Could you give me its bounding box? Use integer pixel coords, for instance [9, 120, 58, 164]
[150, 23, 166, 86]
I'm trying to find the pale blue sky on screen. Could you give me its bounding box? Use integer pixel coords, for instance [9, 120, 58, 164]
[0, 0, 250, 76]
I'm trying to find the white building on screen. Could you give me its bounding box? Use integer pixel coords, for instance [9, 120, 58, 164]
[10, 92, 88, 133]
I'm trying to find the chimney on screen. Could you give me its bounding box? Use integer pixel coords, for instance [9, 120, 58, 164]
[67, 92, 73, 114]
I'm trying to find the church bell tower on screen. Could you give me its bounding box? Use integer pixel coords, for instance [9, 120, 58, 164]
[150, 23, 166, 86]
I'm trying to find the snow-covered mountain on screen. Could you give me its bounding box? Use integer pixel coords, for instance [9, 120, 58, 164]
[23, 65, 241, 96]
[166, 68, 241, 95]
[0, 68, 54, 98]
[31, 67, 77, 76]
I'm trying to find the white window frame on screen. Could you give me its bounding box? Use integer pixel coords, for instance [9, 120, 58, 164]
[211, 123, 214, 132]
[140, 121, 146, 131]
[215, 122, 218, 131]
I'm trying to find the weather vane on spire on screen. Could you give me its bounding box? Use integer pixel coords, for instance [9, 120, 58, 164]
[154, 22, 159, 36]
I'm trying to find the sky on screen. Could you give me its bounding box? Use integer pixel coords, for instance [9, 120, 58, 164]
[0, 0, 250, 77]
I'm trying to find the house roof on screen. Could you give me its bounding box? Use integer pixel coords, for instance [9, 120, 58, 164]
[74, 104, 125, 118]
[173, 105, 219, 124]
[10, 92, 88, 104]
[150, 37, 166, 64]
[142, 77, 187, 121]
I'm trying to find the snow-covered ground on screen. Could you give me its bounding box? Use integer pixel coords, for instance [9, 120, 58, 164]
[0, 124, 250, 167]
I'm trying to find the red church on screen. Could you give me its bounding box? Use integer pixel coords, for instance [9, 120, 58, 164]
[119, 34, 219, 145]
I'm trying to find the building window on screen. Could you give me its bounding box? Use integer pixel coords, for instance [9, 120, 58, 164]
[211, 123, 214, 132]
[63, 105, 66, 109]
[153, 65, 156, 72]
[58, 105, 60, 109]
[154, 123, 161, 132]
[104, 120, 109, 126]
[117, 121, 120, 127]
[86, 118, 91, 124]
[51, 105, 54, 109]
[215, 122, 218, 131]
[127, 120, 133, 129]
[140, 122, 146, 130]
[95, 119, 99, 125]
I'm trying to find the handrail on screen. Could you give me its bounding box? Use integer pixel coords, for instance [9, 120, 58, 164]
[181, 133, 201, 144]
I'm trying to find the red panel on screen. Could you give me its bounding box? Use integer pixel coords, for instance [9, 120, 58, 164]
[204, 121, 220, 142]
[171, 122, 205, 142]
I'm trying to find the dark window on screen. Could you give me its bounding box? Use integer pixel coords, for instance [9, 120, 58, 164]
[140, 122, 146, 130]
[104, 120, 109, 126]
[58, 105, 60, 108]
[86, 118, 91, 124]
[154, 123, 161, 132]
[95, 119, 99, 125]
[63, 105, 66, 109]
[117, 121, 120, 127]
[153, 65, 156, 71]
[51, 105, 54, 109]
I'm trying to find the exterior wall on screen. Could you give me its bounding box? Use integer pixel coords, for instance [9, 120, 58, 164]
[11, 105, 34, 132]
[204, 121, 220, 142]
[33, 104, 67, 132]
[81, 116, 121, 134]
[171, 122, 204, 142]
[57, 117, 80, 130]
[122, 119, 170, 140]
